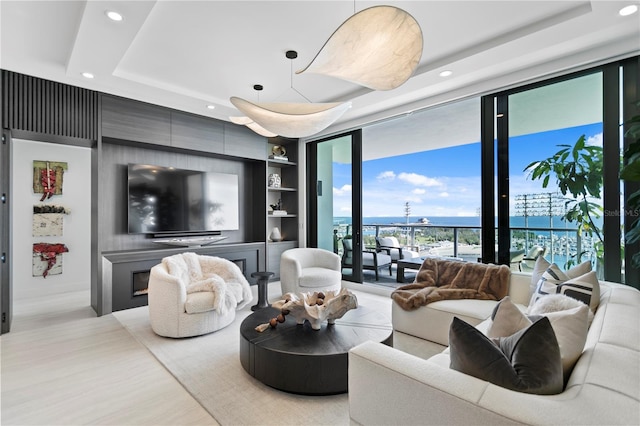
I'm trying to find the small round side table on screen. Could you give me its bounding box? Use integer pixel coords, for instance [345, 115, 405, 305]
[250, 271, 274, 311]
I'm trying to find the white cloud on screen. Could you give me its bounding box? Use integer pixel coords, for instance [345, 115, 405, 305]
[333, 184, 352, 196]
[405, 196, 423, 203]
[586, 132, 603, 146]
[362, 175, 482, 217]
[439, 192, 449, 198]
[398, 172, 442, 187]
[377, 171, 396, 181]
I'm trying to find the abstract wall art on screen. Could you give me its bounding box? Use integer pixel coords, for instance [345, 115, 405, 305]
[33, 160, 67, 201]
[32, 205, 69, 237]
[32, 243, 69, 278]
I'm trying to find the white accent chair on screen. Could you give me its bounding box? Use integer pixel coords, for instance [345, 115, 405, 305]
[375, 236, 420, 263]
[280, 248, 342, 295]
[148, 253, 253, 338]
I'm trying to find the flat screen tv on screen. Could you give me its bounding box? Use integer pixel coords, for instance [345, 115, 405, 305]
[127, 164, 240, 235]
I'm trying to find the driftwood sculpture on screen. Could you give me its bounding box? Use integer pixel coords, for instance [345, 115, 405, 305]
[256, 288, 358, 331]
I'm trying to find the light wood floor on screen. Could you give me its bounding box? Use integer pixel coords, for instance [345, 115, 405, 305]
[1, 282, 443, 425]
[1, 290, 218, 426]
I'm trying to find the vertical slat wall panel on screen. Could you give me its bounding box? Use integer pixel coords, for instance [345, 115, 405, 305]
[1, 70, 98, 140]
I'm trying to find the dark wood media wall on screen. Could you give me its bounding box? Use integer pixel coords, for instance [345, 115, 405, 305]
[99, 140, 265, 252]
[104, 243, 265, 312]
[96, 95, 270, 315]
[1, 71, 281, 321]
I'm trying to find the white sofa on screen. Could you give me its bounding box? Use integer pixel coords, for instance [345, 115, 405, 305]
[391, 271, 532, 346]
[349, 272, 640, 425]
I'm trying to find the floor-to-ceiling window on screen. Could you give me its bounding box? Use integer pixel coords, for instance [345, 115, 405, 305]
[507, 73, 604, 272]
[486, 58, 638, 284]
[307, 131, 362, 283]
[361, 98, 482, 276]
[306, 56, 638, 287]
[309, 98, 482, 286]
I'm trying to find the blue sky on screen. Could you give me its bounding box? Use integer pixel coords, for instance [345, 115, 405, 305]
[332, 123, 604, 217]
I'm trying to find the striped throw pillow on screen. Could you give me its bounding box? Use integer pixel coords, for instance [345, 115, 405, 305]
[530, 264, 599, 312]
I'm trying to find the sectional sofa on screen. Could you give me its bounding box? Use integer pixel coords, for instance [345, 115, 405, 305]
[349, 271, 640, 425]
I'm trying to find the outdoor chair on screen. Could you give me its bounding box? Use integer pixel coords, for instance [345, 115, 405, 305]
[342, 238, 392, 281]
[519, 245, 547, 271]
[375, 236, 420, 263]
[508, 249, 526, 270]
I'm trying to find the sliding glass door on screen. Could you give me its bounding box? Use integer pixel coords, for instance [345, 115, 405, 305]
[307, 131, 363, 283]
[306, 57, 638, 285]
[361, 98, 482, 267]
[486, 60, 637, 283]
[507, 73, 604, 272]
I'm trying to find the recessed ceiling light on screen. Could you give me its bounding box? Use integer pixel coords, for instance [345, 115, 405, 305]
[82, 72, 94, 79]
[207, 105, 216, 110]
[619, 5, 638, 16]
[439, 70, 453, 77]
[106, 10, 123, 21]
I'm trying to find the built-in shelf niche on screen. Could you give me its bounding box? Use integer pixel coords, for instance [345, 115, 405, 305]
[266, 138, 299, 278]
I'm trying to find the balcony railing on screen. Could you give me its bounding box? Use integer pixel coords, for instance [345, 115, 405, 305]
[333, 222, 591, 267]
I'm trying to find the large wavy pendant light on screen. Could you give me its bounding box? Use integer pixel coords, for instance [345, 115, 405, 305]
[230, 96, 352, 138]
[229, 117, 277, 138]
[230, 85, 278, 137]
[297, 5, 423, 91]
[229, 51, 351, 138]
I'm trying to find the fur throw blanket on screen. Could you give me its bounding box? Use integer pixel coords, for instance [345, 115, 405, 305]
[162, 252, 253, 314]
[391, 258, 511, 311]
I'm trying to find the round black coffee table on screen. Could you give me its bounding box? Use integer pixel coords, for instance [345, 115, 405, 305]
[239, 303, 392, 395]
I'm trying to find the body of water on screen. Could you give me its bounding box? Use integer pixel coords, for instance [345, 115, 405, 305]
[334, 216, 577, 229]
[332, 216, 592, 267]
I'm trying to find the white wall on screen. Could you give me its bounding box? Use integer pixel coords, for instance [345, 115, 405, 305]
[11, 139, 91, 300]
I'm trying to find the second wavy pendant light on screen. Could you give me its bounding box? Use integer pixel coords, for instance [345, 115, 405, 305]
[230, 5, 423, 138]
[230, 51, 351, 138]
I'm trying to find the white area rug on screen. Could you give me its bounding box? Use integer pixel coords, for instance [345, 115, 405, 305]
[114, 283, 444, 425]
[114, 284, 353, 425]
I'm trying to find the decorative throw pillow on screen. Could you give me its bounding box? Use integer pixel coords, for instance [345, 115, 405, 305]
[450, 316, 563, 395]
[487, 295, 589, 383]
[528, 293, 585, 315]
[529, 258, 591, 296]
[530, 256, 551, 293]
[530, 304, 589, 382]
[486, 296, 531, 338]
[559, 271, 600, 312]
[379, 236, 399, 248]
[530, 264, 599, 312]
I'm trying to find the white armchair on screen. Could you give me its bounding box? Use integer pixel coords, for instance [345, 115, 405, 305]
[148, 253, 252, 338]
[280, 248, 342, 295]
